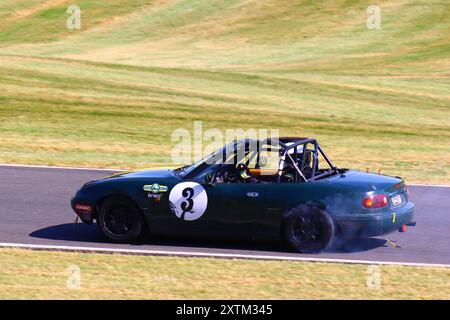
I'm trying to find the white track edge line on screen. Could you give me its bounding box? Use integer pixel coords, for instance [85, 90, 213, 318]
[0, 242, 448, 268]
[0, 164, 449, 187]
[0, 163, 126, 172]
[407, 183, 450, 188]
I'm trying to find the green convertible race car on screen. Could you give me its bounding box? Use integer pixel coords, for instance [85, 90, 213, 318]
[71, 137, 415, 253]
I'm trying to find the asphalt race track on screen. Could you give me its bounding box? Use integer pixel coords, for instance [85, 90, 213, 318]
[0, 165, 449, 265]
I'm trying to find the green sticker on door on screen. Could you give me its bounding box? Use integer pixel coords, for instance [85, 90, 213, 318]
[143, 183, 168, 193]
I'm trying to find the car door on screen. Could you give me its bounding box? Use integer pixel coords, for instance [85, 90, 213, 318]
[205, 182, 266, 238]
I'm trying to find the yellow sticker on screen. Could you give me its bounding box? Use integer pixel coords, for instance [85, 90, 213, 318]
[392, 212, 396, 223]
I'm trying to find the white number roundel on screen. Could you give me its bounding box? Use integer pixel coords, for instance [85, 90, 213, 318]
[168, 182, 208, 221]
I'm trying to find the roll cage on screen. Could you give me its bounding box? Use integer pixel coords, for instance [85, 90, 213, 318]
[175, 137, 339, 183]
[271, 137, 339, 182]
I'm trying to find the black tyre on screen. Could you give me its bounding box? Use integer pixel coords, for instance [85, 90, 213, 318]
[283, 204, 335, 253]
[97, 196, 146, 243]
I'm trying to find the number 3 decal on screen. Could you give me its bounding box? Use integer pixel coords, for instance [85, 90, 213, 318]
[169, 182, 208, 221]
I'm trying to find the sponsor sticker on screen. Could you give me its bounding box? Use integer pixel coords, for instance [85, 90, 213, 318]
[148, 193, 162, 203]
[143, 183, 168, 193]
[246, 192, 259, 197]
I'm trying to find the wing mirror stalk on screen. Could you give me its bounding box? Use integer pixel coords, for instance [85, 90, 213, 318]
[204, 173, 216, 187]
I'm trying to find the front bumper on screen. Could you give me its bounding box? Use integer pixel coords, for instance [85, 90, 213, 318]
[337, 201, 415, 238]
[71, 197, 95, 224]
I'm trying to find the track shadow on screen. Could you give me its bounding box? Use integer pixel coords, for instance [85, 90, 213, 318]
[29, 223, 105, 243]
[29, 223, 286, 251]
[329, 237, 388, 253]
[30, 223, 388, 254]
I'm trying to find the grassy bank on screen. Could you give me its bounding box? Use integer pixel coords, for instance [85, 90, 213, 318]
[0, 248, 448, 299]
[0, 0, 449, 182]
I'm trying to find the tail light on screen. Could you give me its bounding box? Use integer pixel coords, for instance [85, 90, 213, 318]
[362, 194, 388, 209]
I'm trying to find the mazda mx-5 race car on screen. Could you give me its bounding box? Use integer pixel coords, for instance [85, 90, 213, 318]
[71, 137, 415, 253]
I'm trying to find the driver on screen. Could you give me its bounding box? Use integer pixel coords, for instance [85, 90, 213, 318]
[239, 167, 252, 181]
[213, 163, 263, 184]
[238, 164, 263, 184]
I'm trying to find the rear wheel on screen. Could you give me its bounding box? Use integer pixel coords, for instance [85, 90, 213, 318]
[283, 204, 335, 253]
[97, 196, 145, 243]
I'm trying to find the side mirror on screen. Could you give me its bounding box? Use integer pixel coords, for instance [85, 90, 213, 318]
[205, 173, 215, 186]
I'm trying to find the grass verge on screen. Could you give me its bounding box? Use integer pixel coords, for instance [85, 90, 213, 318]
[0, 248, 448, 299]
[0, 1, 449, 182]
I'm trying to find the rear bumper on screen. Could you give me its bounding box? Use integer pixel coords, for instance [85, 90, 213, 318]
[337, 202, 415, 238]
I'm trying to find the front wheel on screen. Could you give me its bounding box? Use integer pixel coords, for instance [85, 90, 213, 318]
[97, 196, 146, 243]
[283, 204, 335, 253]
